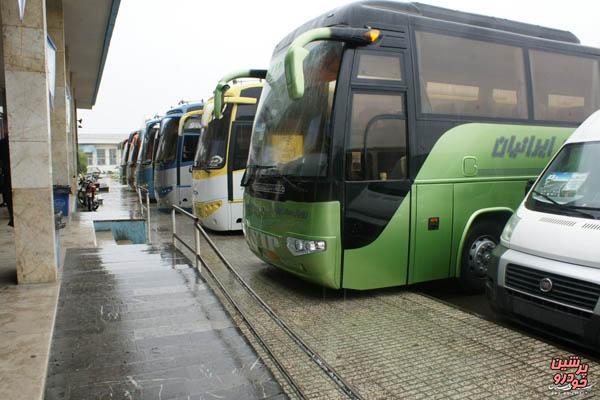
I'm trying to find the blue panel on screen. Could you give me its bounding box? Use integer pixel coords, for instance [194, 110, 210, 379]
[93, 219, 147, 244]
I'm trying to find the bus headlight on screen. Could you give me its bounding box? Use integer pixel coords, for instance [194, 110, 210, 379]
[500, 213, 521, 247]
[286, 237, 326, 256]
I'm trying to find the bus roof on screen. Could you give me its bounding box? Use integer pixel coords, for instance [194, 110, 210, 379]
[565, 110, 600, 145]
[275, 1, 582, 54]
[223, 81, 263, 98]
[165, 102, 204, 117]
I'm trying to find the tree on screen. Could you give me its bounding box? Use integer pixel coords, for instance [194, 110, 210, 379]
[78, 151, 88, 175]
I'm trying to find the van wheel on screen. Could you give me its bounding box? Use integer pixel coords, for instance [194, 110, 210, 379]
[460, 220, 502, 293]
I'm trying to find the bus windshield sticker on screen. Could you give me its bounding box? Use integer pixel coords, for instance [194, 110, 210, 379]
[492, 135, 556, 159]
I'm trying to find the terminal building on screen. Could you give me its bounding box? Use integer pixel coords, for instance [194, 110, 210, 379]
[0, 0, 120, 284]
[78, 133, 123, 174]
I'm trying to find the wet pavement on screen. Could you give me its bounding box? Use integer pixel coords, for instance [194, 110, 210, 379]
[45, 182, 600, 399]
[44, 182, 285, 400]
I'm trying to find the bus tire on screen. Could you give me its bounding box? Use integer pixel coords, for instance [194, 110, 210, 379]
[459, 219, 502, 293]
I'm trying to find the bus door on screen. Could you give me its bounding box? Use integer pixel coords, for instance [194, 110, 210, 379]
[341, 50, 412, 290]
[177, 132, 200, 207]
[228, 120, 253, 224]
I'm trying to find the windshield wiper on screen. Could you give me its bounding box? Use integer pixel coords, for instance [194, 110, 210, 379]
[247, 164, 277, 171]
[247, 164, 306, 192]
[532, 190, 597, 219]
[532, 190, 561, 205]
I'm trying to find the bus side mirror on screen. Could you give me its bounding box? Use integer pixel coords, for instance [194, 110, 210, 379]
[284, 27, 380, 100]
[285, 46, 310, 100]
[213, 83, 229, 120]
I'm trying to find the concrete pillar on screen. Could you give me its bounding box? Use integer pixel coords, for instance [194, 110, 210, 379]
[1, 0, 58, 283]
[46, 0, 69, 187]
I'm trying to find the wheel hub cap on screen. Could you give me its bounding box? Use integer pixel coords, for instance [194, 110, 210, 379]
[469, 237, 497, 277]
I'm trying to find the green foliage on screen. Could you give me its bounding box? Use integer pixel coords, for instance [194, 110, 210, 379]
[78, 151, 87, 175]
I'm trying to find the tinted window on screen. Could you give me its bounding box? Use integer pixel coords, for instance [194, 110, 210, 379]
[232, 122, 252, 170]
[530, 50, 600, 123]
[347, 93, 407, 181]
[143, 125, 159, 163]
[195, 106, 232, 169]
[155, 118, 180, 163]
[182, 135, 199, 162]
[356, 52, 402, 81]
[416, 31, 528, 119]
[127, 134, 140, 163]
[248, 41, 342, 178]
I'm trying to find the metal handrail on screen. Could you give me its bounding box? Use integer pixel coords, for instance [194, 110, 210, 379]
[136, 186, 151, 241]
[170, 205, 362, 400]
[171, 205, 201, 270]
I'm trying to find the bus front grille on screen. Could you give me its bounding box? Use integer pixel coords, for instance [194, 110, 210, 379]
[505, 264, 600, 313]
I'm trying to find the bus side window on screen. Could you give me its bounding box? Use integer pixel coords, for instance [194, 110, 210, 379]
[530, 50, 600, 123]
[232, 123, 253, 171]
[346, 93, 407, 181]
[182, 135, 199, 162]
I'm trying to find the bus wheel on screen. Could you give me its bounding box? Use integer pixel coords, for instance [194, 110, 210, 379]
[460, 220, 501, 293]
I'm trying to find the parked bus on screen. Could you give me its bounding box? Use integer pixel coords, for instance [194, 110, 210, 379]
[242, 1, 600, 291]
[119, 135, 133, 185]
[126, 130, 142, 189]
[154, 102, 203, 210]
[487, 110, 600, 349]
[192, 71, 265, 231]
[135, 117, 161, 200]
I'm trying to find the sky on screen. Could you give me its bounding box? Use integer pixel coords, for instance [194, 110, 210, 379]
[78, 0, 600, 136]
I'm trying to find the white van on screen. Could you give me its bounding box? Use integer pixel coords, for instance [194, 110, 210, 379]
[487, 110, 600, 348]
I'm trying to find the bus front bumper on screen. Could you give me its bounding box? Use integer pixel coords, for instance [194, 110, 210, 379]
[244, 225, 340, 289]
[487, 244, 600, 350]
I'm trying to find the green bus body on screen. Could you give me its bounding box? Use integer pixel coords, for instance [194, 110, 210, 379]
[245, 124, 574, 289]
[243, 2, 600, 290]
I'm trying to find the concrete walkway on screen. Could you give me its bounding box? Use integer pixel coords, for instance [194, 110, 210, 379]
[0, 202, 94, 400]
[45, 244, 283, 399]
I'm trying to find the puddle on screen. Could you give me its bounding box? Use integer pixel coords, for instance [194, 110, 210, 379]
[93, 219, 147, 245]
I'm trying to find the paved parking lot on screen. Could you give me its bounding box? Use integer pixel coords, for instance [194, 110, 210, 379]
[135, 185, 599, 399]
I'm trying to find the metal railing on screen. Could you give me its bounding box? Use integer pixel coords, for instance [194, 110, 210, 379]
[171, 205, 201, 269]
[136, 186, 151, 241]
[170, 205, 363, 400]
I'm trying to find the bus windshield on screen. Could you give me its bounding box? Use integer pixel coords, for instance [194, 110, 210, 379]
[195, 107, 232, 169]
[526, 141, 600, 219]
[248, 41, 343, 178]
[143, 124, 160, 163]
[155, 117, 180, 163]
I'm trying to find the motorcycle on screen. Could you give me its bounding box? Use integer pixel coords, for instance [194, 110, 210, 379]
[77, 175, 101, 211]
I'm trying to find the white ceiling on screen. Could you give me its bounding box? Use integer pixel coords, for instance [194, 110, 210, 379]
[63, 0, 118, 109]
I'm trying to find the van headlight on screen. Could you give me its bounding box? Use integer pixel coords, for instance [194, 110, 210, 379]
[500, 213, 521, 247]
[286, 237, 326, 256]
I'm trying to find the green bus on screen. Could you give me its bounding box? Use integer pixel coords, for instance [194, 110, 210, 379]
[242, 1, 600, 291]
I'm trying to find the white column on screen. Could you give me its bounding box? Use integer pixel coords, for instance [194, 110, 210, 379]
[1, 0, 58, 283]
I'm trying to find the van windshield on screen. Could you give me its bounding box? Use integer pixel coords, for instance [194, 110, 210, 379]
[526, 141, 600, 219]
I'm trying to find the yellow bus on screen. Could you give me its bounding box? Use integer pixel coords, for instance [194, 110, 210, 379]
[192, 70, 265, 231]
